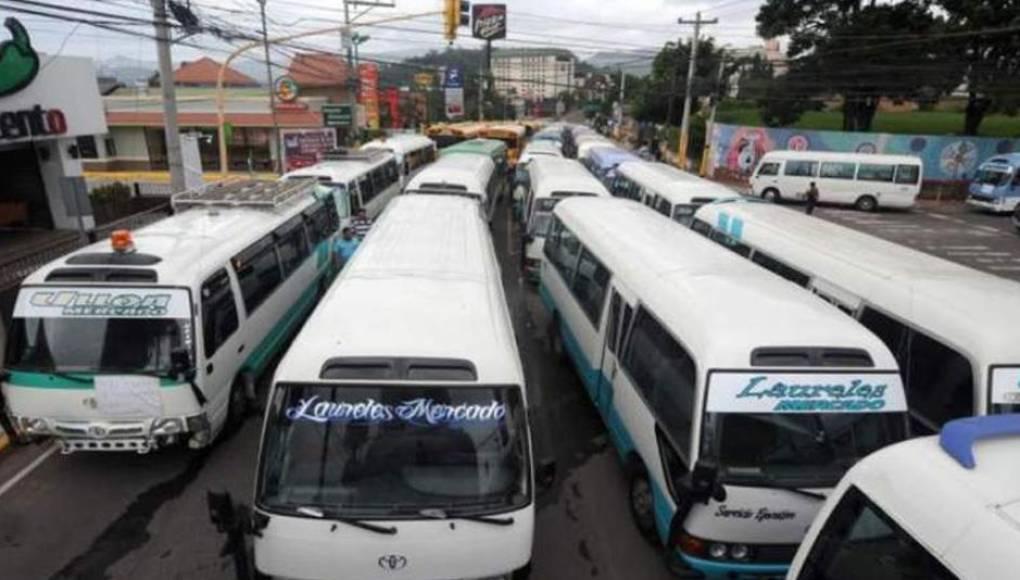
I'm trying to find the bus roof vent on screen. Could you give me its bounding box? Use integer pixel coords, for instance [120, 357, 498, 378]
[171, 179, 316, 212]
[45, 268, 158, 283]
[66, 253, 162, 266]
[940, 414, 1020, 469]
[319, 357, 477, 381]
[751, 347, 873, 368]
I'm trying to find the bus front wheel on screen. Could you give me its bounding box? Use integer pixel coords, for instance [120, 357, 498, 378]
[762, 188, 781, 202]
[855, 195, 878, 212]
[225, 375, 250, 433]
[628, 468, 658, 542]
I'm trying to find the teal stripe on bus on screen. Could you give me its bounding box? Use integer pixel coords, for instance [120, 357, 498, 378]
[6, 371, 179, 390]
[241, 274, 322, 376]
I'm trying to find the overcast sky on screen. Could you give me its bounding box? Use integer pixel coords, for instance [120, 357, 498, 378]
[14, 0, 766, 67]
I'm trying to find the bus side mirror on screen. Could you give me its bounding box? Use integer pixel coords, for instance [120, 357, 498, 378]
[171, 348, 192, 378]
[536, 458, 557, 492]
[679, 460, 726, 505]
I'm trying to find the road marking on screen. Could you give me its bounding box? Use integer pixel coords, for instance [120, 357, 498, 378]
[0, 442, 58, 500]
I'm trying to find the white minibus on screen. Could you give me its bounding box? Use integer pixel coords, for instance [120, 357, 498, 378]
[519, 141, 563, 165]
[788, 414, 1020, 580]
[540, 197, 908, 578]
[612, 161, 741, 224]
[404, 153, 501, 221]
[750, 151, 923, 211]
[522, 157, 610, 279]
[693, 199, 1020, 435]
[2, 179, 339, 453]
[360, 134, 437, 178]
[252, 195, 546, 580]
[282, 150, 401, 222]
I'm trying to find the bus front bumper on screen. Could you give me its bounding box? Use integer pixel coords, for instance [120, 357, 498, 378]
[966, 195, 1019, 213]
[13, 413, 211, 454]
[678, 553, 788, 580]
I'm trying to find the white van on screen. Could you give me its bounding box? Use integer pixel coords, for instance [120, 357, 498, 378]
[404, 153, 500, 221]
[2, 179, 339, 453]
[787, 414, 1020, 580]
[693, 199, 1020, 435]
[612, 161, 741, 224]
[522, 157, 610, 279]
[360, 134, 437, 177]
[282, 150, 401, 223]
[252, 195, 545, 580]
[750, 151, 923, 211]
[540, 197, 908, 578]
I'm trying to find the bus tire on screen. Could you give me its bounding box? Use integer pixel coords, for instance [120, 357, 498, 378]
[855, 195, 878, 212]
[762, 188, 781, 202]
[628, 467, 658, 542]
[225, 375, 250, 433]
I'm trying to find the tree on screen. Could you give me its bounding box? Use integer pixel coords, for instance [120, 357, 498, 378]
[628, 38, 733, 126]
[756, 0, 961, 131]
[937, 0, 1020, 134]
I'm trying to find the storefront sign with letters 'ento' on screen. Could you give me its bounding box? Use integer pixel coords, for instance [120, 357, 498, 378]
[0, 19, 106, 144]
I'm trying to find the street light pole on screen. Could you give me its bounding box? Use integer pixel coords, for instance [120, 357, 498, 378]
[258, 0, 282, 174]
[676, 11, 717, 169]
[149, 0, 185, 192]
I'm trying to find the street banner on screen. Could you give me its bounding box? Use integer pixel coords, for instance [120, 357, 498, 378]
[471, 4, 507, 40]
[358, 63, 380, 130]
[281, 128, 337, 172]
[443, 66, 464, 89]
[385, 87, 401, 129]
[445, 87, 464, 119]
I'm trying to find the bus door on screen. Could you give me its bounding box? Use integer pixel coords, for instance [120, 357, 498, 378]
[597, 283, 637, 438]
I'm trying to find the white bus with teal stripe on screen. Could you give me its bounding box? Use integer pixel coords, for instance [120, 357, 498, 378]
[539, 197, 908, 578]
[2, 179, 339, 454]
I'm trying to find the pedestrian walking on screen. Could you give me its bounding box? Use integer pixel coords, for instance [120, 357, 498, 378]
[805, 181, 820, 215]
[334, 227, 360, 269]
[350, 208, 373, 239]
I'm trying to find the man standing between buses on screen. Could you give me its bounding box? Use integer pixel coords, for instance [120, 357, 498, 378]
[805, 181, 820, 215]
[350, 208, 373, 239]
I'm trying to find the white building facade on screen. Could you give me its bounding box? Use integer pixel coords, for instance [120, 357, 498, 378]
[492, 49, 576, 101]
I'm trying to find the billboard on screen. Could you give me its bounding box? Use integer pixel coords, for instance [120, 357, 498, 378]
[281, 128, 337, 172]
[358, 63, 380, 130]
[445, 88, 464, 119]
[471, 4, 507, 40]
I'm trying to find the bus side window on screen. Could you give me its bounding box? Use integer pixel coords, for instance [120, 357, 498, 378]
[546, 220, 582, 283]
[756, 162, 780, 177]
[201, 269, 239, 359]
[656, 197, 671, 217]
[751, 250, 810, 287]
[358, 175, 374, 205]
[796, 487, 956, 580]
[303, 201, 335, 245]
[691, 218, 713, 238]
[784, 160, 818, 177]
[348, 181, 362, 213]
[894, 164, 920, 185]
[606, 292, 622, 354]
[621, 307, 696, 454]
[233, 235, 283, 315]
[274, 216, 310, 277]
[570, 248, 611, 327]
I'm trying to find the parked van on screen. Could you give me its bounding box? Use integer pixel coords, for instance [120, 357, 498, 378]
[282, 150, 401, 223]
[522, 158, 610, 278]
[540, 197, 907, 578]
[2, 179, 338, 453]
[613, 161, 740, 224]
[750, 151, 923, 211]
[694, 199, 1020, 434]
[441, 138, 510, 177]
[967, 153, 1020, 212]
[252, 195, 545, 580]
[787, 414, 1020, 580]
[481, 123, 527, 166]
[405, 153, 501, 221]
[360, 134, 437, 177]
[581, 146, 640, 185]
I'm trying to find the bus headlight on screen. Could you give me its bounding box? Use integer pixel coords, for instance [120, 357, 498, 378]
[708, 543, 728, 559]
[152, 418, 184, 435]
[19, 417, 49, 435]
[730, 544, 751, 561]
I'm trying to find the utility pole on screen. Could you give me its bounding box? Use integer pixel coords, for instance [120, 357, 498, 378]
[342, 0, 356, 145]
[700, 52, 726, 177]
[150, 0, 185, 192]
[257, 0, 281, 174]
[676, 11, 716, 169]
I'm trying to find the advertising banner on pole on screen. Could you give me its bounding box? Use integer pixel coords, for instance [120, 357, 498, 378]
[471, 4, 507, 40]
[281, 128, 337, 172]
[358, 63, 380, 130]
[443, 66, 465, 120]
[385, 87, 401, 129]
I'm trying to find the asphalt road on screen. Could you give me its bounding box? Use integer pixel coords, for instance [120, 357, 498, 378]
[813, 201, 1020, 282]
[0, 198, 672, 580]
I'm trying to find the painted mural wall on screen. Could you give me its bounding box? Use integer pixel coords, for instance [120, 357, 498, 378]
[709, 123, 1020, 183]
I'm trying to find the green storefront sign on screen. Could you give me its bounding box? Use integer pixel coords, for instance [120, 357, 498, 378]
[322, 104, 353, 127]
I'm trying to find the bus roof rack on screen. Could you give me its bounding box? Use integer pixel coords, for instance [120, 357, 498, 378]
[321, 148, 391, 162]
[939, 414, 1020, 469]
[171, 179, 316, 211]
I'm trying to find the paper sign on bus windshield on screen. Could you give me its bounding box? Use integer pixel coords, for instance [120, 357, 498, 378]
[990, 367, 1020, 405]
[14, 287, 191, 319]
[706, 372, 906, 414]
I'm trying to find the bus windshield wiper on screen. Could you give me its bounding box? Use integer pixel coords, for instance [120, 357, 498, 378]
[418, 508, 515, 526]
[296, 506, 398, 535]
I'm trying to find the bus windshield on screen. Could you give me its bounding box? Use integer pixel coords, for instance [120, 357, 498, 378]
[975, 167, 1012, 186]
[258, 383, 530, 518]
[706, 413, 906, 488]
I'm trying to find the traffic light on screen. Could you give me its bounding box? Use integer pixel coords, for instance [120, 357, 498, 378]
[443, 0, 470, 42]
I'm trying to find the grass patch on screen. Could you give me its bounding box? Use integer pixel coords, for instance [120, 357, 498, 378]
[715, 108, 1020, 137]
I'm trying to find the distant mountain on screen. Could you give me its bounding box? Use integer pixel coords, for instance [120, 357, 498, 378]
[97, 55, 157, 84]
[585, 51, 655, 76]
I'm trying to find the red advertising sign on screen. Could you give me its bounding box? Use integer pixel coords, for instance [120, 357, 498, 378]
[358, 63, 380, 129]
[281, 128, 337, 172]
[471, 4, 507, 40]
[385, 87, 401, 129]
